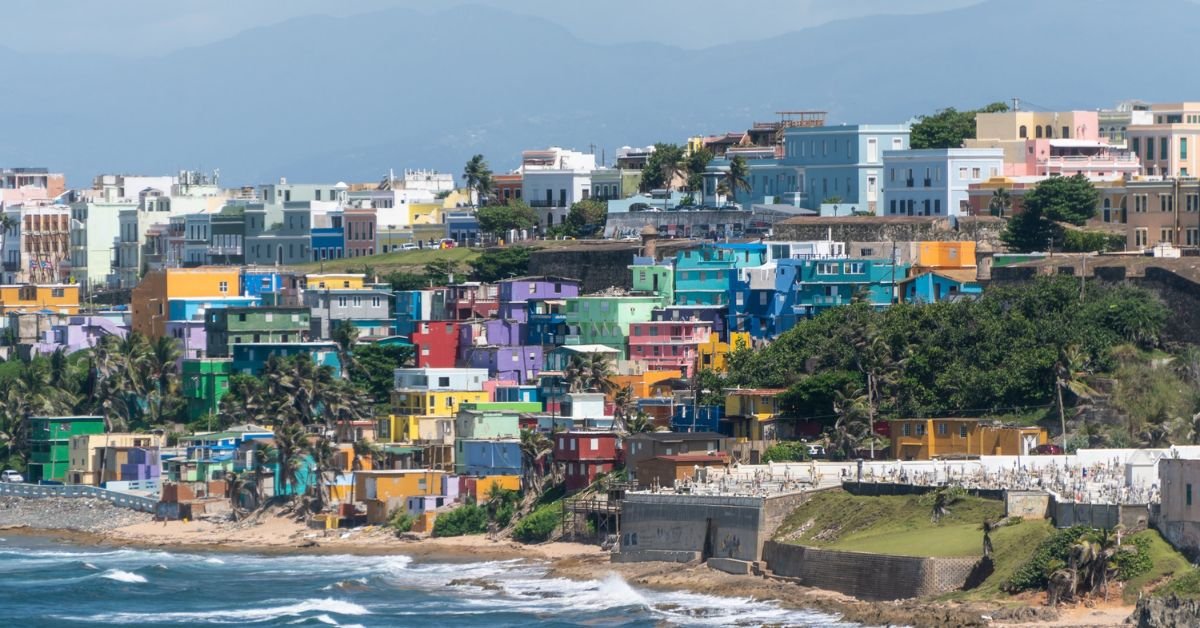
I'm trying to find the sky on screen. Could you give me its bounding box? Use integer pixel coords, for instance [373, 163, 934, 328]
[2, 0, 983, 56]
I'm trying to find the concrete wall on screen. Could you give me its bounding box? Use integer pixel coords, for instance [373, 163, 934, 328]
[1051, 501, 1150, 530]
[1005, 490, 1051, 520]
[616, 491, 811, 564]
[763, 542, 984, 601]
[527, 241, 697, 294]
[771, 216, 1005, 249]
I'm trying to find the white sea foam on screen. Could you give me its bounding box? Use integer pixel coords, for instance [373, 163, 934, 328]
[204, 557, 226, 565]
[100, 569, 147, 584]
[81, 562, 98, 570]
[64, 598, 371, 624]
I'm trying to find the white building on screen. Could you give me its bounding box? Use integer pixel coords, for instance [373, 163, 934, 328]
[1, 203, 71, 284]
[393, 367, 488, 392]
[881, 148, 1005, 217]
[520, 147, 597, 229]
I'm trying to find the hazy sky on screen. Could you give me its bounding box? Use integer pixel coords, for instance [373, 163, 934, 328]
[3, 0, 983, 56]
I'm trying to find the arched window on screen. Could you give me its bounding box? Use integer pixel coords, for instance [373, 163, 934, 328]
[1019, 125, 1028, 138]
[1035, 126, 1043, 139]
[1045, 125, 1053, 138]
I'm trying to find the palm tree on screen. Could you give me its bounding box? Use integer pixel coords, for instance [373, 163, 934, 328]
[462, 154, 493, 206]
[518, 428, 553, 498]
[989, 188, 1012, 218]
[611, 385, 636, 434]
[307, 436, 339, 511]
[0, 213, 18, 259]
[716, 182, 731, 207]
[249, 441, 277, 509]
[627, 411, 655, 434]
[272, 421, 308, 497]
[725, 156, 751, 207]
[582, 353, 615, 393]
[1056, 346, 1098, 450]
[331, 320, 359, 380]
[827, 385, 870, 460]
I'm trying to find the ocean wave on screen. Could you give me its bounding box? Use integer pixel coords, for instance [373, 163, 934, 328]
[100, 569, 147, 584]
[204, 557, 226, 565]
[60, 598, 372, 624]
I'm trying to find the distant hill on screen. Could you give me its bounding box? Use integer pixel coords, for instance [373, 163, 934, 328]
[2, 0, 1197, 185]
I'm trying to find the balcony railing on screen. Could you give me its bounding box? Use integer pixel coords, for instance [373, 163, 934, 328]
[529, 200, 566, 208]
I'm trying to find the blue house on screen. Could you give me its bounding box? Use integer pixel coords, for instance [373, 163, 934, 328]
[495, 385, 539, 404]
[781, 124, 910, 214]
[241, 270, 286, 299]
[311, 226, 345, 261]
[773, 258, 908, 333]
[670, 405, 725, 434]
[526, 299, 568, 345]
[231, 342, 342, 375]
[455, 439, 522, 476]
[167, 296, 260, 322]
[900, 269, 982, 303]
[673, 244, 764, 306]
[394, 289, 437, 337]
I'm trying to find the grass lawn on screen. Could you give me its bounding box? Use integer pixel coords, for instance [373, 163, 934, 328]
[293, 247, 480, 274]
[774, 490, 1006, 557]
[1126, 529, 1194, 603]
[941, 519, 1056, 601]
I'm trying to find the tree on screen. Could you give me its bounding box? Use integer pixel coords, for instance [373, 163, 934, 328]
[627, 412, 655, 434]
[349, 344, 414, 408]
[518, 428, 553, 498]
[468, 246, 531, 282]
[611, 385, 636, 434]
[685, 147, 714, 192]
[826, 385, 870, 460]
[639, 143, 685, 192]
[462, 154, 493, 205]
[424, 259, 460, 285]
[562, 199, 607, 238]
[563, 353, 615, 394]
[1056, 346, 1098, 450]
[989, 188, 1012, 218]
[331, 320, 359, 379]
[476, 201, 537, 239]
[1002, 175, 1099, 253]
[910, 102, 1009, 149]
[307, 436, 338, 511]
[725, 156, 751, 206]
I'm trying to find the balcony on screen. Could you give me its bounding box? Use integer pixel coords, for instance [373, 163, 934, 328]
[905, 179, 914, 188]
[923, 178, 933, 187]
[2, 261, 18, 272]
[529, 200, 566, 208]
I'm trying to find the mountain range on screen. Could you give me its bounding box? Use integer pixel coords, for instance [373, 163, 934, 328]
[1, 0, 1196, 186]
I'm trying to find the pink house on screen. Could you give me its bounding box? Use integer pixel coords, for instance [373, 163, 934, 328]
[627, 321, 713, 377]
[1012, 139, 1140, 179]
[343, 208, 377, 258]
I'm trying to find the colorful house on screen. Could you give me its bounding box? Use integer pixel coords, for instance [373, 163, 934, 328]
[526, 299, 569, 346]
[900, 269, 983, 303]
[0, 284, 80, 316]
[182, 358, 232, 421]
[672, 246, 741, 306]
[205, 306, 311, 357]
[564, 295, 661, 355]
[455, 439, 522, 477]
[353, 469, 446, 524]
[231, 342, 341, 375]
[463, 345, 543, 384]
[723, 389, 786, 441]
[697, 331, 751, 372]
[454, 404, 524, 440]
[627, 320, 713, 377]
[554, 432, 619, 492]
[624, 431, 731, 478]
[67, 432, 164, 485]
[27, 416, 105, 482]
[496, 276, 580, 322]
[629, 258, 674, 305]
[411, 321, 460, 368]
[131, 267, 242, 338]
[889, 418, 1048, 461]
[774, 257, 908, 330]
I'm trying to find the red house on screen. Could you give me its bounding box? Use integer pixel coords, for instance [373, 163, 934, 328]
[554, 432, 619, 492]
[411, 321, 459, 368]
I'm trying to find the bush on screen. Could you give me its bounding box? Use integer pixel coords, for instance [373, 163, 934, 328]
[1062, 229, 1125, 253]
[1113, 535, 1153, 581]
[1005, 526, 1092, 592]
[762, 441, 811, 463]
[387, 509, 417, 535]
[512, 501, 562, 543]
[431, 503, 489, 537]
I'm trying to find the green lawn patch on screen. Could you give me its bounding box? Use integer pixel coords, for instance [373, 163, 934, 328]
[1128, 529, 1193, 603]
[774, 489, 1005, 557]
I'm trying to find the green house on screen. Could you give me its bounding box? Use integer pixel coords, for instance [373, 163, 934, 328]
[564, 295, 661, 357]
[27, 416, 105, 482]
[205, 306, 311, 358]
[182, 358, 233, 421]
[629, 261, 674, 305]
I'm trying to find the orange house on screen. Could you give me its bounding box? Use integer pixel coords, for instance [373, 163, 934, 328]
[889, 418, 1047, 460]
[131, 267, 242, 338]
[0, 284, 79, 315]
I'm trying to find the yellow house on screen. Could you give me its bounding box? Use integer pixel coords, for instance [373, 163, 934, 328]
[67, 432, 165, 485]
[889, 418, 1048, 461]
[407, 202, 444, 226]
[305, 273, 366, 290]
[697, 331, 751, 373]
[380, 389, 490, 443]
[131, 267, 242, 338]
[439, 190, 472, 210]
[724, 388, 785, 440]
[353, 469, 445, 523]
[610, 370, 682, 400]
[0, 284, 80, 315]
[912, 241, 976, 271]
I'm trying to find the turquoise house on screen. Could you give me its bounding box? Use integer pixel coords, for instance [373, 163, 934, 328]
[900, 269, 982, 303]
[774, 258, 909, 331]
[672, 244, 765, 306]
[231, 342, 342, 375]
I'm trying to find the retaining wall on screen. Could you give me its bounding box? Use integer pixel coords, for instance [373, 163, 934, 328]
[763, 542, 984, 601]
[1051, 501, 1150, 530]
[0, 482, 157, 513]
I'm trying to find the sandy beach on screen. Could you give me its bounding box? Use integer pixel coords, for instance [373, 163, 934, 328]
[0, 506, 1136, 628]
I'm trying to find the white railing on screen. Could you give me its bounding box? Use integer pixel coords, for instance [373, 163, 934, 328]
[0, 482, 158, 513]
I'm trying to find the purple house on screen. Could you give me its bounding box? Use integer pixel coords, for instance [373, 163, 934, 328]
[652, 305, 728, 342]
[497, 276, 580, 322]
[165, 320, 207, 362]
[30, 315, 128, 356]
[485, 318, 524, 346]
[464, 345, 544, 384]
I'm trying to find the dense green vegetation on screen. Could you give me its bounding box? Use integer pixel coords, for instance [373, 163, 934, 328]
[727, 277, 1174, 446]
[468, 246, 532, 282]
[909, 101, 1009, 149]
[512, 499, 562, 543]
[760, 441, 812, 463]
[1001, 174, 1100, 253]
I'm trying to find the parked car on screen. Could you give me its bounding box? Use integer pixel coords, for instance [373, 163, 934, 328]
[1032, 444, 1063, 455]
[1, 470, 24, 483]
[400, 243, 419, 251]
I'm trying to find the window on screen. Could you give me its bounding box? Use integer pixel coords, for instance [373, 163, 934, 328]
[937, 422, 948, 436]
[1135, 228, 1148, 247]
[1187, 228, 1199, 246]
[816, 262, 838, 275]
[1132, 137, 1140, 154]
[1134, 195, 1148, 213]
[1160, 194, 1174, 213]
[1146, 137, 1155, 161]
[51, 288, 64, 298]
[1189, 483, 1193, 506]
[958, 167, 968, 179]
[1183, 137, 1189, 160]
[1161, 228, 1175, 244]
[959, 424, 968, 438]
[590, 438, 598, 451]
[338, 296, 347, 307]
[845, 262, 865, 274]
[902, 423, 911, 436]
[1035, 126, 1043, 139]
[915, 423, 925, 436]
[1161, 136, 1169, 161]
[971, 168, 981, 179]
[218, 281, 228, 294]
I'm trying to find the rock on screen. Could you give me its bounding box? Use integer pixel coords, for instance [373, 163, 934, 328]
[448, 577, 502, 591]
[1130, 594, 1200, 627]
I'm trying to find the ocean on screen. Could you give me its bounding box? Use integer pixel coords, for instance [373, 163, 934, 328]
[0, 536, 855, 627]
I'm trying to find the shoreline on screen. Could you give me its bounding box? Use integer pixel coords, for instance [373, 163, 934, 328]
[0, 515, 1135, 628]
